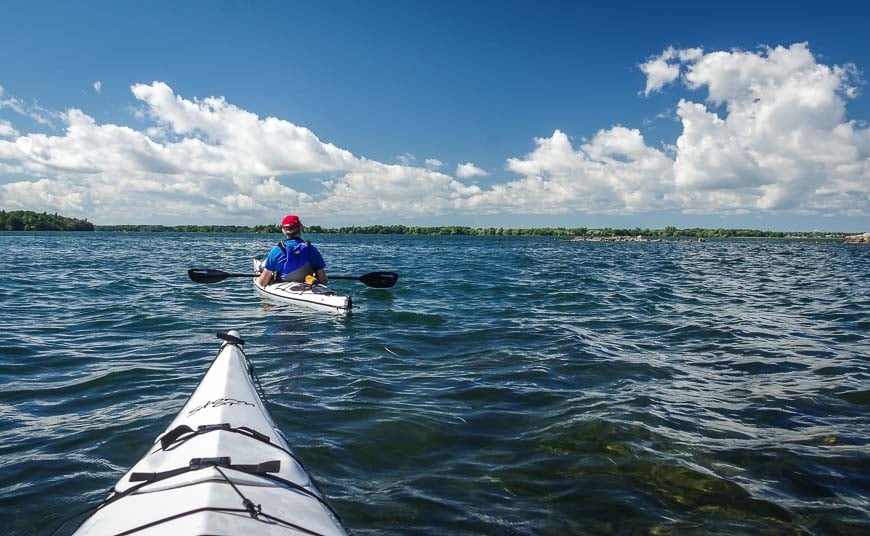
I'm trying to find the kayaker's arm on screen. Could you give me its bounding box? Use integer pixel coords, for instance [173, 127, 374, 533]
[257, 268, 275, 287]
[315, 268, 328, 285]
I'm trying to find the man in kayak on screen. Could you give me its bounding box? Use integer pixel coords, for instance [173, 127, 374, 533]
[257, 214, 328, 287]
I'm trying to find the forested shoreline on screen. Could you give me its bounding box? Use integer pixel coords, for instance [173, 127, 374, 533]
[0, 210, 95, 231]
[304, 225, 847, 239]
[96, 224, 277, 233]
[0, 210, 852, 237]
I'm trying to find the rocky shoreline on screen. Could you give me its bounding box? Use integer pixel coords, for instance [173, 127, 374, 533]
[843, 233, 870, 244]
[568, 234, 870, 244]
[568, 235, 698, 243]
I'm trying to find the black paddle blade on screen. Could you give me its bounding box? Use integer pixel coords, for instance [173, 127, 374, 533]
[188, 268, 258, 284]
[357, 271, 399, 288]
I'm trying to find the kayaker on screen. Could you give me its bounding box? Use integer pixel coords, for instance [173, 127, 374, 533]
[257, 214, 328, 286]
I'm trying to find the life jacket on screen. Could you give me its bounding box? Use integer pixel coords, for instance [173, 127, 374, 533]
[277, 239, 314, 282]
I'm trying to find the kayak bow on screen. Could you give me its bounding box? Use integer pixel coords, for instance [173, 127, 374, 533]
[69, 331, 349, 535]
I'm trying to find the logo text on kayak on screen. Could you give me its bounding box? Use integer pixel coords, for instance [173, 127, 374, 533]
[187, 398, 255, 416]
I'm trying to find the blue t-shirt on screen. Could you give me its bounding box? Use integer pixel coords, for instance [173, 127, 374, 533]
[263, 238, 326, 274]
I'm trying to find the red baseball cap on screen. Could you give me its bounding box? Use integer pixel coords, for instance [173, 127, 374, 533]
[281, 215, 302, 228]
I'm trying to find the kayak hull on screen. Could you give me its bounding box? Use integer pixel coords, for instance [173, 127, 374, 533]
[253, 259, 352, 314]
[72, 332, 348, 535]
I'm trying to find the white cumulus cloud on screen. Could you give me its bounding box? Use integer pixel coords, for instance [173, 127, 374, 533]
[639, 46, 704, 96]
[0, 119, 18, 138]
[670, 43, 869, 213]
[478, 42, 869, 217]
[459, 128, 675, 214]
[130, 81, 359, 176]
[455, 162, 489, 179]
[314, 161, 481, 217]
[0, 82, 482, 223]
[460, 42, 868, 218]
[93, 81, 102, 93]
[395, 152, 416, 166]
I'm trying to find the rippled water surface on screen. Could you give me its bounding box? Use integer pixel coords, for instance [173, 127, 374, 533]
[1, 232, 868, 535]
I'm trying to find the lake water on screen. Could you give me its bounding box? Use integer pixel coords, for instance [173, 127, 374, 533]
[0, 232, 867, 535]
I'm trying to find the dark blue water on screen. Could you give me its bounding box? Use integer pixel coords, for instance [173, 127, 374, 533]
[1, 232, 868, 535]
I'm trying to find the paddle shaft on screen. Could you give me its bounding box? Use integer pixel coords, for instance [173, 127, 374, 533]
[189, 268, 398, 288]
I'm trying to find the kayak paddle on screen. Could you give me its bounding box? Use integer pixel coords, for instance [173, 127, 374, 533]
[188, 268, 258, 284]
[330, 271, 399, 288]
[188, 268, 399, 288]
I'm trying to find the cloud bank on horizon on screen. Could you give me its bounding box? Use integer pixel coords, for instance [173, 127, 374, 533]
[0, 42, 868, 225]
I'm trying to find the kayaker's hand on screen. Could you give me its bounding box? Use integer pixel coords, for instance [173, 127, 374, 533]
[257, 268, 275, 287]
[314, 268, 328, 286]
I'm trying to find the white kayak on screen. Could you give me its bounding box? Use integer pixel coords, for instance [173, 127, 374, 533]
[253, 259, 352, 314]
[70, 331, 349, 535]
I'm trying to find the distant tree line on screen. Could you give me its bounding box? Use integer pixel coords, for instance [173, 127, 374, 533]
[2, 212, 847, 238]
[306, 224, 583, 235]
[94, 224, 278, 233]
[0, 210, 94, 231]
[304, 224, 842, 238]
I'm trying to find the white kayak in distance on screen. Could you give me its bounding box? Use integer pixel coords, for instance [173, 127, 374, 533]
[187, 265, 398, 314]
[252, 259, 352, 314]
[66, 331, 350, 536]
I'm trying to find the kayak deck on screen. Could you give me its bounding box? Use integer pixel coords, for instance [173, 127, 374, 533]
[71, 332, 348, 535]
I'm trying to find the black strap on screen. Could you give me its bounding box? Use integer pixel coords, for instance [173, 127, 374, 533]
[159, 424, 196, 450]
[130, 458, 281, 483]
[158, 423, 279, 453]
[278, 239, 312, 253]
[237, 425, 270, 443]
[127, 460, 334, 515]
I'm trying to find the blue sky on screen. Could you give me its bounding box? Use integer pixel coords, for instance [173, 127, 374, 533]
[1, 0, 868, 231]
